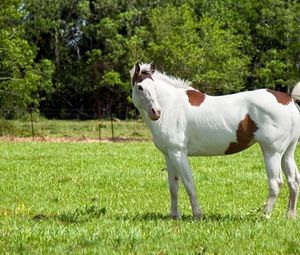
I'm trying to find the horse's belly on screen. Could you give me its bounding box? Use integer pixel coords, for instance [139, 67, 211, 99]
[186, 132, 230, 156]
[187, 141, 230, 156]
[186, 127, 253, 156]
[187, 140, 254, 156]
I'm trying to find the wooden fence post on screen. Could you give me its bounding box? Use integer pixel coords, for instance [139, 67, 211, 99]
[98, 104, 101, 142]
[29, 107, 35, 141]
[110, 113, 114, 141]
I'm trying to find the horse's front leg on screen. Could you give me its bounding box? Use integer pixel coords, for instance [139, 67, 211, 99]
[165, 155, 180, 219]
[168, 150, 202, 220]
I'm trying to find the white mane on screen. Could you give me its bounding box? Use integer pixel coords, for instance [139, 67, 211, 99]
[153, 70, 193, 89]
[131, 63, 193, 89]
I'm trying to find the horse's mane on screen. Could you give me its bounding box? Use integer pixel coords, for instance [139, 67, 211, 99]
[133, 63, 193, 89]
[153, 70, 193, 89]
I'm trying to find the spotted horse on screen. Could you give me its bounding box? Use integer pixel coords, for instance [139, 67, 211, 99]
[130, 63, 300, 220]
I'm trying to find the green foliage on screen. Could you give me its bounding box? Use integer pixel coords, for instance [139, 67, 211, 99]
[99, 71, 127, 90]
[203, 0, 300, 89]
[0, 0, 54, 117]
[148, 5, 203, 78]
[196, 16, 250, 93]
[147, 4, 249, 94]
[1, 0, 300, 118]
[1, 141, 300, 253]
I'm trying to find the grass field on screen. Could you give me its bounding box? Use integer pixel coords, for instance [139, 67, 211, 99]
[1, 141, 300, 254]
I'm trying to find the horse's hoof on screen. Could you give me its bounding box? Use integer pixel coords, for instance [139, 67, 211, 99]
[263, 213, 271, 220]
[170, 214, 181, 220]
[193, 214, 202, 221]
[286, 212, 297, 220]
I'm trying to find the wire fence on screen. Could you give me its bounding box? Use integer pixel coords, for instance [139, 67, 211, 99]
[0, 110, 152, 142]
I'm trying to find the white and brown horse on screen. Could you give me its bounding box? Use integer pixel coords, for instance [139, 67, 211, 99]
[130, 63, 300, 219]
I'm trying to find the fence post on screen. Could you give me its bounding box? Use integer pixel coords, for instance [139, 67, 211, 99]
[29, 107, 35, 141]
[110, 113, 115, 141]
[98, 104, 101, 142]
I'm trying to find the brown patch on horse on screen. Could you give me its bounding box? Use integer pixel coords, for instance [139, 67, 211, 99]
[186, 90, 205, 106]
[132, 63, 155, 86]
[225, 114, 258, 155]
[267, 89, 292, 105]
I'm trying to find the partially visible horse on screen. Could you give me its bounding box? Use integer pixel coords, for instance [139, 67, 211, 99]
[130, 63, 300, 219]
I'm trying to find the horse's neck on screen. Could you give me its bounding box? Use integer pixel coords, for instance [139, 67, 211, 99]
[155, 81, 177, 108]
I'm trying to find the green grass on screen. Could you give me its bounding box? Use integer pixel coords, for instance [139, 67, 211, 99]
[0, 141, 300, 254]
[0, 118, 151, 140]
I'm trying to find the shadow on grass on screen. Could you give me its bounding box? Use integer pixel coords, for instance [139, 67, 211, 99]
[32, 206, 265, 224]
[116, 206, 265, 223]
[32, 205, 107, 224]
[115, 212, 171, 221]
[202, 213, 265, 223]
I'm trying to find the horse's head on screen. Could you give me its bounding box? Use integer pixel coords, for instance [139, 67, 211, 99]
[130, 63, 161, 121]
[131, 62, 155, 86]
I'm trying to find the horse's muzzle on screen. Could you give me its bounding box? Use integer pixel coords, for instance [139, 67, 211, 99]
[149, 108, 161, 121]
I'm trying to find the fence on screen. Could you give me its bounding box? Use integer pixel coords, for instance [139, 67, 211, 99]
[0, 112, 152, 142]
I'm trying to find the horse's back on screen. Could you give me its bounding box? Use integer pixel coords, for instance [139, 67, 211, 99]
[185, 89, 300, 156]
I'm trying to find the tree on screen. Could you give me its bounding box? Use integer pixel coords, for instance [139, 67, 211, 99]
[23, 0, 147, 118]
[199, 0, 300, 90]
[0, 0, 54, 117]
[147, 4, 249, 94]
[2, 0, 298, 120]
[22, 0, 92, 117]
[254, 0, 300, 89]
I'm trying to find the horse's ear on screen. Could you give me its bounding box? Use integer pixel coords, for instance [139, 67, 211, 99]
[150, 63, 156, 74]
[135, 62, 140, 74]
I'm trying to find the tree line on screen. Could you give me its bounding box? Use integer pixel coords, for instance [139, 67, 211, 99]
[1, 0, 299, 119]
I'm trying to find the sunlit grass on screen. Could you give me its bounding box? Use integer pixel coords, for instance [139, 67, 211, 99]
[0, 141, 300, 254]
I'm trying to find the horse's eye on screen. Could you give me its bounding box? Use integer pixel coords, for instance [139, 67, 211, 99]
[137, 85, 143, 91]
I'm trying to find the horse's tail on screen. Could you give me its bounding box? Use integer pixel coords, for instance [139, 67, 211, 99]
[291, 81, 300, 101]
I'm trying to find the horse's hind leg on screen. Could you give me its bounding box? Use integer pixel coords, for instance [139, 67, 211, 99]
[281, 140, 300, 219]
[260, 147, 283, 217]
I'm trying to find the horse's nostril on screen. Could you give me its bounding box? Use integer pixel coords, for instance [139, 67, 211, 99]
[151, 108, 161, 118]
